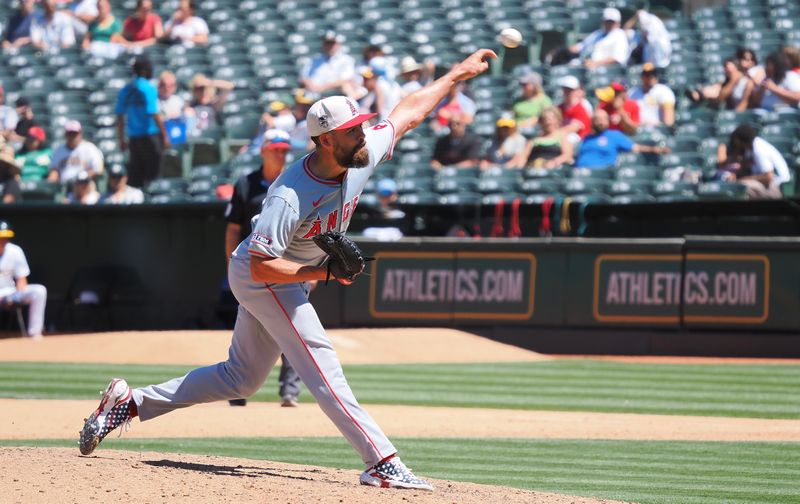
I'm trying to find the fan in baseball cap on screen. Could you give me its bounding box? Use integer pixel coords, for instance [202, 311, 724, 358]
[306, 96, 376, 137]
[261, 128, 291, 150]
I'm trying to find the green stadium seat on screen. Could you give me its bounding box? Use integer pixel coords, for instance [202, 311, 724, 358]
[607, 180, 652, 196]
[696, 182, 748, 200]
[652, 181, 697, 198]
[148, 193, 193, 204]
[19, 181, 61, 203]
[435, 178, 479, 194]
[477, 178, 518, 194]
[397, 177, 434, 194]
[146, 178, 189, 197]
[439, 192, 481, 205]
[610, 194, 657, 204]
[191, 164, 229, 181]
[561, 179, 608, 196]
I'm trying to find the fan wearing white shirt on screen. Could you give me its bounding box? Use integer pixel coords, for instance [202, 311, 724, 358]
[571, 8, 629, 69]
[163, 0, 208, 47]
[31, 0, 76, 50]
[624, 10, 671, 68]
[47, 120, 104, 184]
[720, 124, 790, 200]
[300, 31, 357, 96]
[628, 64, 675, 127]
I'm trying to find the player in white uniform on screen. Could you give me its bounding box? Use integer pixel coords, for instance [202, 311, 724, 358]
[0, 221, 47, 338]
[78, 48, 496, 491]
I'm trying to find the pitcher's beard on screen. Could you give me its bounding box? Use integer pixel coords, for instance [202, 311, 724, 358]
[335, 144, 370, 168]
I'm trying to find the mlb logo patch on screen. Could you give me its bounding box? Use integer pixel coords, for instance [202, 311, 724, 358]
[252, 233, 272, 247]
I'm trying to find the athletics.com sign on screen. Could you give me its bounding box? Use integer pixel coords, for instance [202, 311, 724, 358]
[593, 254, 769, 324]
[368, 252, 537, 320]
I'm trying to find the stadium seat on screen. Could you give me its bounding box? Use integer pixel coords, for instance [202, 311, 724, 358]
[146, 178, 190, 197]
[696, 182, 748, 200]
[19, 181, 61, 203]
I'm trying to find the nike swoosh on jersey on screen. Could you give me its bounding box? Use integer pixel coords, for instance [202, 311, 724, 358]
[312, 196, 324, 207]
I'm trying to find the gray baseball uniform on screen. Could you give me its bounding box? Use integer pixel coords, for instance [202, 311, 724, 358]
[132, 119, 397, 466]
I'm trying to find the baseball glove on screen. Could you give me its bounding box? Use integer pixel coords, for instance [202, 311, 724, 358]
[312, 231, 373, 283]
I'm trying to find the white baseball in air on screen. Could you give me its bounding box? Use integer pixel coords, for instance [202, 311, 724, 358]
[499, 28, 523, 48]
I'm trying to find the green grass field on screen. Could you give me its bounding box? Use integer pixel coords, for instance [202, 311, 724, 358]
[1, 360, 798, 418]
[5, 437, 799, 504]
[2, 359, 799, 503]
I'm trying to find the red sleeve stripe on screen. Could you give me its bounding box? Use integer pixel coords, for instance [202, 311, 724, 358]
[384, 118, 396, 161]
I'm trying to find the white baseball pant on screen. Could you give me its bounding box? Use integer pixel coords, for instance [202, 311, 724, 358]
[132, 255, 396, 467]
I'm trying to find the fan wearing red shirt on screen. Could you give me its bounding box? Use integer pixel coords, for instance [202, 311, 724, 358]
[122, 0, 163, 47]
[556, 75, 591, 139]
[596, 81, 639, 135]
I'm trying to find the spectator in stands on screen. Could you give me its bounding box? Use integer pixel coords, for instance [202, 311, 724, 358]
[737, 47, 766, 84]
[432, 81, 477, 133]
[0, 146, 21, 204]
[575, 109, 669, 169]
[300, 31, 356, 96]
[751, 51, 800, 111]
[430, 113, 483, 169]
[260, 100, 296, 135]
[15, 127, 51, 181]
[356, 66, 398, 121]
[289, 89, 314, 151]
[12, 97, 35, 141]
[716, 124, 789, 199]
[686, 59, 753, 112]
[2, 0, 36, 50]
[360, 46, 397, 81]
[629, 65, 675, 128]
[375, 179, 405, 222]
[100, 163, 144, 204]
[512, 72, 551, 132]
[570, 8, 629, 69]
[398, 56, 432, 97]
[122, 0, 163, 48]
[116, 56, 168, 189]
[224, 128, 303, 408]
[784, 46, 800, 75]
[0, 87, 18, 142]
[248, 90, 314, 153]
[624, 9, 671, 68]
[157, 71, 185, 120]
[163, 0, 208, 47]
[595, 81, 639, 135]
[65, 0, 99, 38]
[185, 74, 234, 134]
[511, 106, 574, 169]
[0, 221, 47, 338]
[66, 170, 100, 204]
[48, 120, 104, 183]
[31, 0, 77, 50]
[556, 75, 591, 141]
[157, 71, 187, 145]
[81, 0, 125, 58]
[481, 116, 527, 168]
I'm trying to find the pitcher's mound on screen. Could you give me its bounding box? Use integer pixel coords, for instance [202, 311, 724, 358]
[2, 447, 627, 504]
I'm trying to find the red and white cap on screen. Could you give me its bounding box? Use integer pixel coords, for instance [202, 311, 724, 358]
[306, 96, 376, 137]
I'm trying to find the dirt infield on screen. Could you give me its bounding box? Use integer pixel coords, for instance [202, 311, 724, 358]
[0, 328, 549, 365]
[1, 447, 629, 504]
[2, 399, 799, 442]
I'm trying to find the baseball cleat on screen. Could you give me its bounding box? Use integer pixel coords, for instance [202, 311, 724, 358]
[79, 378, 133, 455]
[360, 455, 434, 491]
[280, 396, 299, 407]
